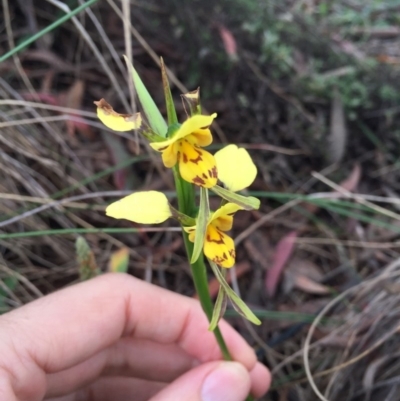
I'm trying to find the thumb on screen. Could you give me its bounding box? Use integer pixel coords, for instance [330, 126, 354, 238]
[150, 361, 251, 401]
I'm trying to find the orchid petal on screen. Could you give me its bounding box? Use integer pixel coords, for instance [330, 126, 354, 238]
[178, 141, 218, 188]
[204, 225, 236, 268]
[161, 142, 179, 168]
[215, 145, 257, 192]
[209, 203, 243, 230]
[106, 191, 171, 224]
[150, 114, 216, 151]
[95, 99, 142, 132]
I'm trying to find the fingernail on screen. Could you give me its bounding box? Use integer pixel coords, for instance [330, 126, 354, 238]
[201, 362, 250, 401]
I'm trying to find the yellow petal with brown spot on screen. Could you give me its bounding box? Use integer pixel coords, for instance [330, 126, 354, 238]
[106, 191, 172, 224]
[178, 140, 217, 188]
[94, 99, 142, 132]
[203, 224, 236, 268]
[150, 114, 217, 151]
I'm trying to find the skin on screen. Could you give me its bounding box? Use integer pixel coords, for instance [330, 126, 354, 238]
[0, 274, 271, 401]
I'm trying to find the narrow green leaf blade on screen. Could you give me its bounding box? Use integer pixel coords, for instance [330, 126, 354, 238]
[124, 56, 168, 137]
[228, 291, 261, 325]
[208, 259, 261, 325]
[160, 57, 178, 125]
[212, 185, 260, 210]
[191, 187, 209, 263]
[209, 286, 228, 331]
[208, 259, 232, 294]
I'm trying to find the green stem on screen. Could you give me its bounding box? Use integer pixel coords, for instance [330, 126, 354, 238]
[172, 166, 231, 360]
[173, 168, 254, 401]
[182, 231, 231, 360]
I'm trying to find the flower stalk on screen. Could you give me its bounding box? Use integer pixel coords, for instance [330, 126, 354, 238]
[96, 59, 262, 398]
[164, 55, 232, 357]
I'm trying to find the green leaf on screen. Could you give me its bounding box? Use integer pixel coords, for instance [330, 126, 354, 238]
[211, 185, 260, 210]
[191, 188, 210, 263]
[228, 291, 261, 326]
[172, 165, 196, 218]
[76, 237, 100, 280]
[109, 247, 129, 273]
[124, 56, 168, 137]
[209, 286, 228, 331]
[208, 260, 261, 325]
[160, 57, 178, 125]
[170, 205, 196, 226]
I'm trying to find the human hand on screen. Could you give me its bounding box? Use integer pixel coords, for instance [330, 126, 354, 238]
[0, 273, 270, 401]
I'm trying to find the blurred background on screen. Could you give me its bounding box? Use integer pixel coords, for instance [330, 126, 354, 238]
[3, 0, 400, 399]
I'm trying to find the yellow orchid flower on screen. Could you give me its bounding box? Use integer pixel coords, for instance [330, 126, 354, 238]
[214, 144, 257, 192]
[106, 191, 172, 224]
[150, 114, 218, 188]
[184, 203, 243, 268]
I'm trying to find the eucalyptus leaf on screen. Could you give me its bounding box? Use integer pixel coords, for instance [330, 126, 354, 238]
[191, 187, 210, 263]
[209, 286, 228, 331]
[124, 56, 168, 137]
[211, 185, 260, 210]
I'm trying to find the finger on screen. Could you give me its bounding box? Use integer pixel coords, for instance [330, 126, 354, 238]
[46, 338, 196, 398]
[46, 376, 165, 401]
[49, 362, 253, 401]
[0, 375, 17, 401]
[150, 361, 251, 401]
[46, 350, 271, 400]
[249, 362, 271, 399]
[1, 273, 256, 375]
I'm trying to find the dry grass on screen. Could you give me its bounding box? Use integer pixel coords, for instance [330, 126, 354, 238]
[3, 1, 400, 400]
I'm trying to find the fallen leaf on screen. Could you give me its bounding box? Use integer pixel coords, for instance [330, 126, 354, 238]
[22, 92, 59, 105]
[376, 54, 400, 65]
[23, 80, 94, 140]
[265, 231, 298, 298]
[64, 80, 94, 139]
[339, 163, 361, 192]
[244, 237, 271, 271]
[292, 274, 330, 295]
[301, 163, 361, 214]
[217, 24, 238, 61]
[283, 258, 330, 295]
[328, 88, 347, 164]
[102, 131, 140, 190]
